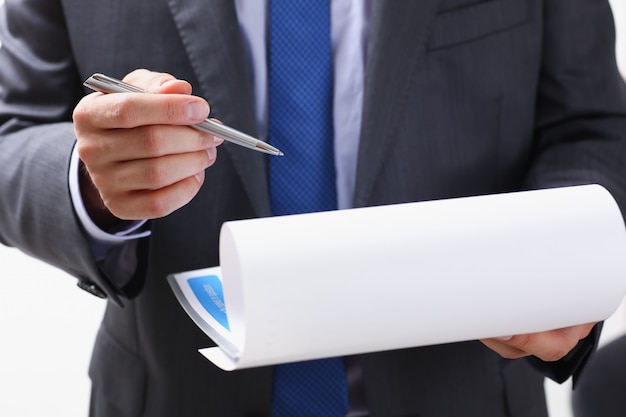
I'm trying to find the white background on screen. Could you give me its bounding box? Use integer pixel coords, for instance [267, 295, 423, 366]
[0, 1, 625, 416]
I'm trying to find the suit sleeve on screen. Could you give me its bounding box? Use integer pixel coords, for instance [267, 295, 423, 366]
[524, 0, 626, 210]
[523, 0, 626, 382]
[0, 0, 125, 305]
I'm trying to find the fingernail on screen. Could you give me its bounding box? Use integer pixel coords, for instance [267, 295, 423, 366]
[214, 135, 223, 144]
[496, 336, 513, 341]
[187, 102, 208, 121]
[207, 147, 216, 160]
[194, 171, 204, 183]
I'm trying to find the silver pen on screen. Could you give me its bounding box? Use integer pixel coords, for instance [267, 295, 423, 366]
[83, 73, 283, 156]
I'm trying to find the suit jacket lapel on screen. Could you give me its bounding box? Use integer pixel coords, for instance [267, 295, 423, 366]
[354, 0, 440, 208]
[166, 0, 271, 218]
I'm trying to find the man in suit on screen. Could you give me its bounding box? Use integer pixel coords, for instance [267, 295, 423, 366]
[1, 0, 625, 416]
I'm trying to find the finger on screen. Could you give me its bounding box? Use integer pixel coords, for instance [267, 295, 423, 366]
[123, 69, 177, 92]
[100, 147, 217, 192]
[481, 323, 596, 362]
[123, 69, 194, 95]
[153, 79, 194, 95]
[77, 124, 219, 166]
[104, 173, 206, 220]
[480, 338, 529, 360]
[74, 92, 210, 130]
[514, 324, 595, 362]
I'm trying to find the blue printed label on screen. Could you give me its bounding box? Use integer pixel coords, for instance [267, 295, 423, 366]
[188, 275, 230, 331]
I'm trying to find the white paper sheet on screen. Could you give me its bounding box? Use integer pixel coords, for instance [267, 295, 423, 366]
[168, 185, 626, 371]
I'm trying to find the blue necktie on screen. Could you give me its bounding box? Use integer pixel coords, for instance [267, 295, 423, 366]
[268, 1, 349, 416]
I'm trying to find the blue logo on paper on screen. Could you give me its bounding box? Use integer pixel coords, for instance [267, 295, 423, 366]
[188, 275, 230, 331]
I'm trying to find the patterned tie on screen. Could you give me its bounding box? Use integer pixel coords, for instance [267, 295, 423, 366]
[268, 0, 349, 416]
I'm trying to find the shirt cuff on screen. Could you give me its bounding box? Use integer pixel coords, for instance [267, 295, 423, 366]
[69, 145, 151, 247]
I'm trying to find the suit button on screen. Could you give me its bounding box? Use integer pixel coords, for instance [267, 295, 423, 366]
[76, 280, 107, 299]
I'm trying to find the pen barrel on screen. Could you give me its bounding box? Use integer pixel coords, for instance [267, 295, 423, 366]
[192, 120, 258, 150]
[192, 120, 281, 155]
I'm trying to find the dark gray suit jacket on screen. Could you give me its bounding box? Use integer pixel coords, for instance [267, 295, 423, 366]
[1, 0, 626, 416]
[571, 333, 626, 417]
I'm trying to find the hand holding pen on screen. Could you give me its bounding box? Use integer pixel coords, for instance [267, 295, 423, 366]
[73, 69, 268, 224]
[84, 73, 283, 156]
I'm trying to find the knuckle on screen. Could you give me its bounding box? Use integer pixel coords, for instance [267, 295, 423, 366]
[76, 135, 111, 167]
[75, 140, 94, 163]
[101, 196, 118, 214]
[501, 351, 525, 360]
[163, 99, 184, 123]
[511, 334, 533, 351]
[124, 69, 150, 84]
[141, 176, 201, 219]
[577, 323, 595, 339]
[140, 125, 165, 155]
[73, 100, 98, 137]
[72, 103, 89, 125]
[108, 96, 136, 126]
[151, 73, 176, 89]
[124, 69, 174, 90]
[88, 171, 106, 189]
[543, 346, 570, 362]
[143, 197, 171, 218]
[143, 162, 168, 189]
[90, 173, 116, 199]
[98, 190, 128, 218]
